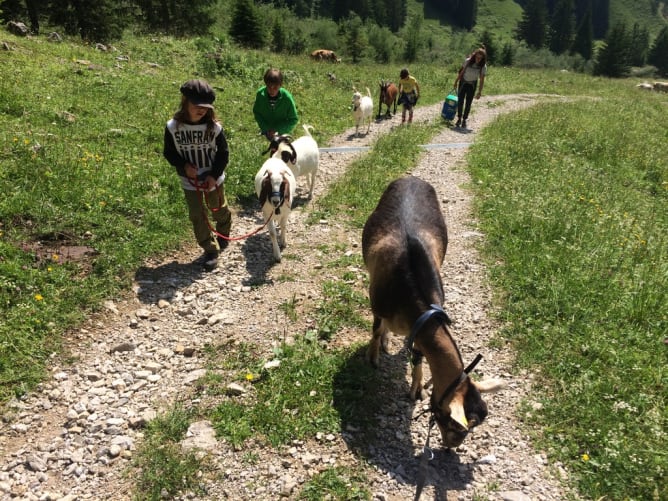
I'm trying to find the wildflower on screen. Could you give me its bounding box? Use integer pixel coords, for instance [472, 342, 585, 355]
[245, 373, 254, 381]
[35, 294, 44, 301]
[581, 453, 590, 462]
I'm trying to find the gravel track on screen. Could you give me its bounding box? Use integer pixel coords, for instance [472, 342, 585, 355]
[0, 94, 576, 501]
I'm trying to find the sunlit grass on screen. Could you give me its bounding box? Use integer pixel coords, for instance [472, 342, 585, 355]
[469, 96, 667, 501]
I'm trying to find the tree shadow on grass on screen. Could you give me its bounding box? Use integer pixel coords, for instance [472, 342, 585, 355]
[332, 343, 474, 499]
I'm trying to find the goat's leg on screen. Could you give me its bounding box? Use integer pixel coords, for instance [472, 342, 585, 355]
[366, 316, 389, 367]
[268, 220, 281, 262]
[277, 215, 287, 249]
[410, 362, 426, 401]
[307, 172, 316, 199]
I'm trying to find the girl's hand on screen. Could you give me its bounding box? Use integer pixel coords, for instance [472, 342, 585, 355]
[205, 175, 217, 190]
[476, 92, 482, 99]
[185, 163, 198, 179]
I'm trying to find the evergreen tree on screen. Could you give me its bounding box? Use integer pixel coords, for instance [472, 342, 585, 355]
[648, 26, 668, 77]
[270, 19, 287, 53]
[500, 42, 515, 66]
[230, 0, 266, 49]
[594, 22, 631, 78]
[46, 0, 132, 42]
[516, 0, 548, 49]
[456, 0, 478, 31]
[479, 30, 497, 64]
[403, 13, 422, 62]
[343, 13, 368, 63]
[628, 23, 649, 67]
[571, 1, 593, 59]
[549, 0, 574, 55]
[136, 0, 215, 36]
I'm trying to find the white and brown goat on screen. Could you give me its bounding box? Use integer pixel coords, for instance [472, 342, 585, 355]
[266, 125, 320, 199]
[362, 176, 503, 448]
[254, 157, 296, 262]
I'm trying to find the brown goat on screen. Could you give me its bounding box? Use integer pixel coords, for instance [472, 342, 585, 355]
[362, 176, 503, 448]
[378, 80, 398, 117]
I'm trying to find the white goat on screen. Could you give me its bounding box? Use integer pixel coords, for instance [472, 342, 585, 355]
[254, 157, 297, 262]
[352, 87, 373, 137]
[272, 124, 320, 199]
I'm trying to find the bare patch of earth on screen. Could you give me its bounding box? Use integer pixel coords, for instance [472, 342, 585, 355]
[0, 94, 575, 501]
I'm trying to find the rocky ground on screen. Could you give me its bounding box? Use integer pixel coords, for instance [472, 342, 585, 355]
[0, 95, 576, 501]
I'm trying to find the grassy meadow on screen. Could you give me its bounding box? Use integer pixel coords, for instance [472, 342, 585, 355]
[0, 31, 666, 500]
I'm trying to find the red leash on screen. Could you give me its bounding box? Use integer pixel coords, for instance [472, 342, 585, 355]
[189, 179, 272, 242]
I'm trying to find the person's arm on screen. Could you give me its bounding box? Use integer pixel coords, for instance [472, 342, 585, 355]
[252, 90, 272, 136]
[476, 74, 485, 99]
[278, 89, 299, 135]
[163, 127, 188, 177]
[210, 128, 229, 180]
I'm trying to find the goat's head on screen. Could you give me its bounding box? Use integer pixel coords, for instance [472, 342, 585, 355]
[262, 133, 293, 156]
[259, 167, 292, 211]
[274, 140, 297, 166]
[431, 373, 503, 448]
[352, 90, 362, 110]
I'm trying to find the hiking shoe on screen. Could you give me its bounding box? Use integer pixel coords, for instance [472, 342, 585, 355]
[461, 120, 467, 129]
[202, 251, 218, 271]
[217, 236, 229, 251]
[455, 118, 462, 127]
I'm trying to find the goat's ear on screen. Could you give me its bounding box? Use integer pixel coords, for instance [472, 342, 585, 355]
[280, 150, 292, 164]
[258, 174, 270, 205]
[282, 174, 291, 206]
[448, 398, 469, 430]
[289, 143, 297, 164]
[473, 378, 505, 393]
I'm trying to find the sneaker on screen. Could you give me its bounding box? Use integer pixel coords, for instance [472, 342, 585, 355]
[461, 120, 467, 129]
[455, 118, 461, 127]
[217, 236, 229, 251]
[202, 251, 218, 271]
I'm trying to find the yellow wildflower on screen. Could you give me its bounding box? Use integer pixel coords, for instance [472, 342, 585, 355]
[581, 453, 590, 462]
[35, 294, 44, 301]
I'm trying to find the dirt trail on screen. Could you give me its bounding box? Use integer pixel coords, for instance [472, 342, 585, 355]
[0, 95, 573, 501]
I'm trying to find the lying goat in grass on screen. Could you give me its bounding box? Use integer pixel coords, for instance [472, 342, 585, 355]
[254, 157, 296, 262]
[352, 87, 373, 137]
[266, 124, 320, 199]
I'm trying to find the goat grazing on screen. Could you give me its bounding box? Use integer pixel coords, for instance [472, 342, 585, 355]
[378, 80, 398, 118]
[254, 158, 296, 262]
[362, 176, 503, 449]
[268, 125, 320, 199]
[352, 87, 373, 137]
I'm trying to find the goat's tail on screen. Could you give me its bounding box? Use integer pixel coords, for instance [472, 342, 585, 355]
[302, 124, 314, 137]
[366, 87, 371, 97]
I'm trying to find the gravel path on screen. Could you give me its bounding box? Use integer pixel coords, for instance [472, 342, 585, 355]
[0, 95, 576, 501]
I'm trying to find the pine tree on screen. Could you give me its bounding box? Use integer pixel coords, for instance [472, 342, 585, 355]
[229, 0, 266, 49]
[343, 13, 368, 63]
[479, 30, 497, 64]
[403, 14, 422, 62]
[515, 0, 548, 49]
[136, 0, 215, 36]
[648, 26, 668, 77]
[45, 0, 132, 42]
[270, 19, 287, 53]
[628, 23, 649, 67]
[594, 22, 631, 78]
[549, 0, 574, 55]
[571, 1, 593, 60]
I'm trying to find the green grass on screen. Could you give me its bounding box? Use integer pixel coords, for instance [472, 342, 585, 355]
[468, 95, 667, 500]
[1, 28, 667, 501]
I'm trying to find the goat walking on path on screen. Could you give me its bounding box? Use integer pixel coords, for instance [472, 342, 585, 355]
[254, 157, 296, 262]
[352, 87, 373, 137]
[271, 124, 320, 199]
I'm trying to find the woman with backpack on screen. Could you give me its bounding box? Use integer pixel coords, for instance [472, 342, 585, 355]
[453, 46, 487, 129]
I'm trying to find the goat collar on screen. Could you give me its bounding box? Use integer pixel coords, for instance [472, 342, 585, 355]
[406, 304, 452, 355]
[406, 304, 483, 408]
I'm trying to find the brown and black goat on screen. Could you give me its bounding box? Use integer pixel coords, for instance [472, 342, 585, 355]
[362, 176, 503, 448]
